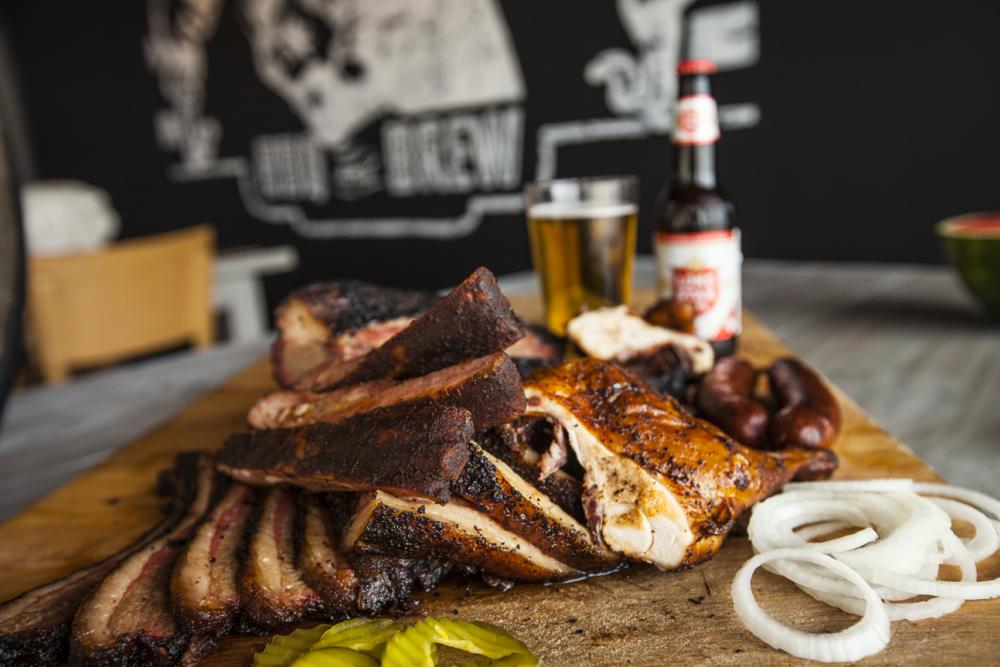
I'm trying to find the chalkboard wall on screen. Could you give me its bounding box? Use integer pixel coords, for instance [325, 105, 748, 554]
[5, 0, 1000, 300]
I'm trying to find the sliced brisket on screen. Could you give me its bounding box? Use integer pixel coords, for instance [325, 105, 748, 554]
[239, 488, 322, 629]
[0, 454, 201, 667]
[249, 353, 525, 433]
[294, 267, 524, 391]
[272, 280, 435, 387]
[220, 404, 474, 503]
[170, 482, 256, 636]
[69, 453, 219, 666]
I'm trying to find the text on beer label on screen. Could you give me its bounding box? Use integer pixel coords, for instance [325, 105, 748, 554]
[673, 94, 720, 145]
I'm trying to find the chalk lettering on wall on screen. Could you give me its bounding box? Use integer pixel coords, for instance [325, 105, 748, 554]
[144, 0, 761, 239]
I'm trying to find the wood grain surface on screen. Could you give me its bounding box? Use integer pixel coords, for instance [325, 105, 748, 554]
[0, 302, 996, 666]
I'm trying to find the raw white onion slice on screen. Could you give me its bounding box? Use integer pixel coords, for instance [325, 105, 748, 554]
[731, 548, 891, 663]
[734, 479, 1000, 661]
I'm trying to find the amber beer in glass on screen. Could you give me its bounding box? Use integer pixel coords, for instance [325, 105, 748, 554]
[525, 176, 638, 336]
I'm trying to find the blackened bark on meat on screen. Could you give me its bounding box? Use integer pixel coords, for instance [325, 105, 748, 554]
[240, 488, 322, 630]
[220, 404, 474, 503]
[349, 555, 450, 616]
[69, 453, 219, 666]
[295, 267, 524, 391]
[506, 325, 565, 378]
[451, 445, 618, 572]
[0, 453, 202, 667]
[249, 353, 526, 434]
[171, 483, 256, 635]
[619, 344, 692, 400]
[272, 281, 435, 387]
[344, 492, 580, 582]
[476, 427, 585, 523]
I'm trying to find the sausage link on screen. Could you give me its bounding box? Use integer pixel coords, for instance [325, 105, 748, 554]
[767, 358, 842, 449]
[696, 356, 769, 447]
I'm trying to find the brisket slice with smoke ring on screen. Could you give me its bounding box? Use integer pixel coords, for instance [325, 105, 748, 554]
[239, 488, 322, 629]
[0, 454, 203, 667]
[343, 491, 581, 583]
[248, 352, 525, 434]
[294, 267, 524, 391]
[171, 482, 256, 636]
[220, 404, 475, 503]
[272, 280, 435, 387]
[69, 453, 220, 666]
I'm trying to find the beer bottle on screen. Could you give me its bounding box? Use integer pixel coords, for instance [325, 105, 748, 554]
[654, 58, 741, 357]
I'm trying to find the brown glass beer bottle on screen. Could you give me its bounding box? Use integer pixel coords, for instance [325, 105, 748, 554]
[654, 58, 741, 357]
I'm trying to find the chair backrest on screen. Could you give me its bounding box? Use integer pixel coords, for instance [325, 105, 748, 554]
[27, 225, 214, 382]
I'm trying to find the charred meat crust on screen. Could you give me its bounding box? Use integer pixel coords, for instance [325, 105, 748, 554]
[221, 404, 475, 503]
[248, 353, 526, 434]
[476, 426, 585, 523]
[272, 281, 435, 387]
[296, 494, 360, 614]
[295, 267, 524, 391]
[240, 488, 322, 630]
[170, 482, 256, 636]
[451, 444, 618, 572]
[345, 492, 580, 582]
[0, 454, 202, 667]
[69, 453, 219, 667]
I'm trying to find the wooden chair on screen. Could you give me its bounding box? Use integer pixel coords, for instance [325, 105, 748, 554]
[27, 226, 215, 383]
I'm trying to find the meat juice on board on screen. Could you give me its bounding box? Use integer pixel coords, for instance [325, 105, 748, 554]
[654, 59, 742, 357]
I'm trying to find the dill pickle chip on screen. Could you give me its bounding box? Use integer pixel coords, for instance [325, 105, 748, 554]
[253, 624, 332, 667]
[312, 617, 403, 653]
[290, 647, 379, 667]
[381, 618, 539, 667]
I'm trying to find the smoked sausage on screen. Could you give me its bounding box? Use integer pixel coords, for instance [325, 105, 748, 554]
[767, 358, 841, 449]
[696, 356, 769, 447]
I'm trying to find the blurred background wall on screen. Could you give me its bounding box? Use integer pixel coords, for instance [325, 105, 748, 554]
[3, 0, 1000, 301]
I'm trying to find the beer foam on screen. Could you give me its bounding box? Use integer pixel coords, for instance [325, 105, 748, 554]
[528, 201, 637, 219]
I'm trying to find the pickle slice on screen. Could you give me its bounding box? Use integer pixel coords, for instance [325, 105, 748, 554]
[312, 617, 404, 655]
[253, 624, 333, 666]
[381, 618, 539, 667]
[290, 647, 380, 667]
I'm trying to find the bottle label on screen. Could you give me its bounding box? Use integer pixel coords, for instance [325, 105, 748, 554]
[654, 228, 742, 341]
[673, 95, 720, 145]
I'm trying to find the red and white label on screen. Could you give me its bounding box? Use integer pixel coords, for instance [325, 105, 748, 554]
[654, 228, 742, 341]
[673, 95, 720, 145]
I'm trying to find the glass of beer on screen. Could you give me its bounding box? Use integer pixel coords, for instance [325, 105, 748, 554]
[525, 176, 638, 336]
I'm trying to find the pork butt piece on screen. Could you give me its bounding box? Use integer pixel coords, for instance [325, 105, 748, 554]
[296, 494, 449, 615]
[272, 280, 435, 387]
[171, 483, 256, 636]
[343, 491, 581, 582]
[248, 352, 526, 433]
[523, 359, 838, 571]
[240, 488, 322, 629]
[452, 444, 618, 572]
[0, 454, 202, 667]
[69, 453, 220, 666]
[221, 404, 475, 503]
[294, 267, 524, 391]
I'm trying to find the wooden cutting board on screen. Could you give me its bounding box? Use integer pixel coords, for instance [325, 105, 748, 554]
[1, 303, 997, 666]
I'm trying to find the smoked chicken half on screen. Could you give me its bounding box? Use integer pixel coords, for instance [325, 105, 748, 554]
[522, 358, 837, 570]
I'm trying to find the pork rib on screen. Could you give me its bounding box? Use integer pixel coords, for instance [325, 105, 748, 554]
[69, 453, 219, 666]
[272, 280, 435, 387]
[171, 482, 256, 636]
[344, 491, 580, 582]
[294, 267, 524, 391]
[240, 488, 322, 629]
[220, 404, 475, 503]
[523, 359, 838, 570]
[0, 455, 201, 667]
[248, 353, 525, 434]
[452, 444, 618, 572]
